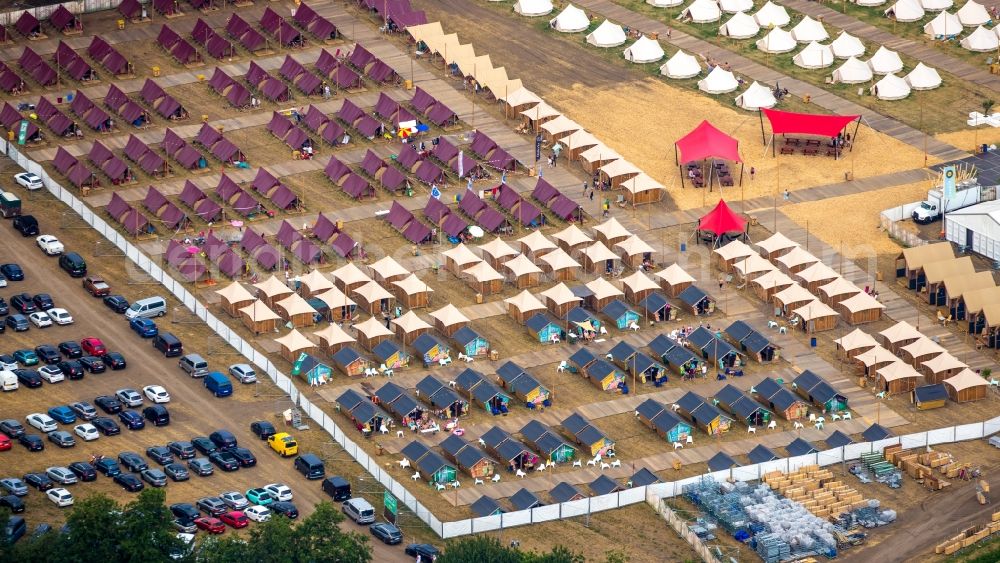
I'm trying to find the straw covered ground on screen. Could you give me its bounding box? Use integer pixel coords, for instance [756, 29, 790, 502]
[546, 79, 935, 211]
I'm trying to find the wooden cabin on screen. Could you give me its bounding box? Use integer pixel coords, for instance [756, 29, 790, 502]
[676, 391, 734, 436]
[373, 339, 410, 370]
[708, 452, 741, 472]
[647, 334, 704, 376]
[561, 413, 615, 458]
[526, 312, 564, 344]
[313, 323, 355, 356]
[756, 232, 798, 261]
[332, 346, 369, 377]
[601, 300, 640, 331]
[792, 370, 848, 412]
[464, 260, 504, 296]
[439, 435, 496, 479]
[539, 248, 580, 282]
[441, 244, 480, 276]
[791, 300, 839, 333]
[654, 264, 695, 298]
[336, 388, 390, 436]
[944, 368, 989, 402]
[239, 300, 282, 334]
[291, 354, 332, 385]
[753, 377, 810, 420]
[875, 361, 921, 396]
[429, 304, 470, 337]
[496, 362, 551, 407]
[215, 281, 254, 317]
[481, 426, 539, 471]
[274, 293, 317, 328]
[401, 441, 457, 485]
[520, 420, 577, 464]
[540, 283, 583, 319]
[413, 333, 450, 366]
[725, 320, 779, 362]
[678, 285, 715, 316]
[505, 290, 546, 325]
[503, 254, 542, 289]
[452, 326, 489, 358]
[354, 317, 393, 352]
[391, 274, 433, 309]
[415, 375, 469, 418]
[714, 384, 772, 427]
[919, 352, 967, 384]
[585, 359, 626, 392]
[274, 329, 316, 363]
[712, 240, 754, 273]
[635, 399, 692, 443]
[912, 383, 948, 410]
[455, 368, 512, 416]
[896, 242, 954, 287]
[836, 292, 885, 325]
[638, 292, 673, 322]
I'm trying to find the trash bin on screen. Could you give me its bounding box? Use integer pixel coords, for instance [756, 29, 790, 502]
[810, 337, 817, 347]
[152, 66, 160, 77]
[404, 79, 413, 90]
[117, 19, 125, 30]
[680, 243, 687, 252]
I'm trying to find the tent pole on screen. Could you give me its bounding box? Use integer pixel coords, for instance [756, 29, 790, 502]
[679, 165, 685, 189]
[771, 134, 776, 157]
[674, 144, 678, 166]
[759, 110, 766, 146]
[850, 117, 861, 153]
[739, 162, 744, 187]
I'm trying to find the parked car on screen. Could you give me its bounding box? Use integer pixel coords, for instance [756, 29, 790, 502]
[114, 473, 144, 492]
[94, 396, 123, 414]
[270, 501, 299, 519]
[178, 354, 209, 377]
[103, 295, 129, 314]
[140, 469, 167, 487]
[47, 406, 75, 424]
[143, 385, 170, 403]
[0, 495, 25, 514]
[58, 341, 83, 358]
[79, 356, 106, 374]
[118, 410, 145, 431]
[164, 463, 190, 482]
[152, 332, 183, 357]
[94, 457, 122, 477]
[322, 476, 351, 502]
[118, 452, 148, 473]
[58, 361, 84, 380]
[204, 372, 233, 397]
[34, 345, 59, 364]
[370, 522, 403, 545]
[0, 434, 8, 451]
[13, 215, 38, 237]
[250, 420, 276, 440]
[24, 472, 54, 491]
[167, 441, 196, 460]
[26, 413, 57, 433]
[0, 300, 7, 317]
[230, 448, 257, 467]
[57, 252, 85, 276]
[80, 337, 107, 357]
[18, 434, 43, 452]
[82, 276, 111, 297]
[197, 497, 228, 517]
[92, 418, 120, 436]
[194, 516, 225, 534]
[264, 483, 293, 502]
[208, 451, 239, 472]
[47, 309, 73, 325]
[39, 365, 64, 383]
[73, 424, 99, 442]
[187, 458, 214, 477]
[28, 312, 51, 328]
[173, 518, 197, 534]
[0, 264, 24, 281]
[245, 505, 271, 523]
[45, 467, 77, 486]
[209, 430, 237, 451]
[116, 388, 143, 408]
[14, 349, 39, 366]
[246, 488, 274, 506]
[14, 369, 41, 388]
[342, 498, 376, 525]
[130, 318, 158, 338]
[229, 363, 257, 384]
[105, 352, 126, 370]
[143, 405, 169, 427]
[220, 511, 249, 529]
[191, 437, 217, 455]
[170, 503, 200, 522]
[47, 431, 76, 448]
[5, 314, 28, 332]
[0, 420, 24, 439]
[146, 446, 174, 465]
[0, 478, 28, 497]
[14, 172, 43, 190]
[32, 294, 54, 311]
[10, 294, 35, 313]
[69, 402, 97, 420]
[268, 433, 298, 457]
[0, 356, 16, 371]
[46, 488, 74, 507]
[67, 462, 96, 482]
[404, 544, 441, 560]
[220, 491, 249, 510]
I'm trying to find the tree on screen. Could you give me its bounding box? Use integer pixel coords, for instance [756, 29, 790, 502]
[62, 494, 121, 562]
[195, 536, 254, 563]
[983, 99, 995, 117]
[437, 536, 523, 563]
[525, 545, 585, 563]
[604, 549, 630, 563]
[117, 488, 183, 562]
[295, 502, 371, 563]
[243, 514, 299, 563]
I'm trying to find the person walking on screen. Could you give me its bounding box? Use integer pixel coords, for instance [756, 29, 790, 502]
[750, 166, 755, 182]
[783, 189, 790, 201]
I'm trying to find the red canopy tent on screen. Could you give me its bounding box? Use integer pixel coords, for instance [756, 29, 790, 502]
[697, 199, 747, 245]
[760, 109, 861, 158]
[674, 121, 744, 189]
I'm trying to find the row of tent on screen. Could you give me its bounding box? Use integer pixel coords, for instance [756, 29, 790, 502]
[12, 5, 80, 38]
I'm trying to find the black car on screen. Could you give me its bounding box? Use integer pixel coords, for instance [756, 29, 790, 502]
[196, 497, 227, 516]
[32, 294, 54, 311]
[270, 501, 299, 519]
[12, 215, 38, 237]
[94, 457, 121, 477]
[208, 451, 239, 472]
[250, 421, 277, 440]
[187, 458, 214, 477]
[118, 411, 145, 431]
[114, 473, 144, 492]
[167, 441, 196, 460]
[34, 345, 60, 364]
[79, 356, 106, 374]
[118, 452, 148, 473]
[58, 341, 83, 359]
[405, 544, 441, 560]
[230, 447, 257, 468]
[209, 430, 237, 450]
[94, 396, 123, 414]
[58, 361, 85, 380]
[23, 472, 53, 491]
[105, 352, 126, 370]
[5, 314, 28, 332]
[191, 437, 217, 456]
[0, 298, 8, 316]
[92, 417, 120, 436]
[170, 503, 200, 522]
[47, 431, 75, 448]
[10, 293, 36, 314]
[146, 446, 174, 465]
[370, 522, 403, 545]
[103, 295, 130, 314]
[0, 420, 25, 439]
[14, 369, 42, 388]
[0, 495, 25, 514]
[67, 462, 97, 482]
[0, 263, 24, 281]
[18, 434, 43, 452]
[164, 463, 190, 482]
[142, 405, 169, 427]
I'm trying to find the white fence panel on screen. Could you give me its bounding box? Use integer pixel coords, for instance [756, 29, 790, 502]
[560, 498, 590, 518]
[900, 432, 928, 449]
[956, 422, 984, 441]
[532, 504, 560, 523]
[647, 482, 672, 499]
[502, 509, 532, 528]
[843, 442, 872, 460]
[619, 485, 646, 505]
[590, 493, 619, 512]
[470, 515, 500, 533]
[732, 464, 761, 482]
[927, 427, 954, 445]
[818, 447, 843, 466]
[788, 453, 819, 472]
[760, 459, 789, 475]
[871, 437, 900, 451]
[986, 418, 1000, 437]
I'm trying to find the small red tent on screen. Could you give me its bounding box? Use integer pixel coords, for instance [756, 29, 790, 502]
[698, 199, 746, 237]
[675, 121, 744, 188]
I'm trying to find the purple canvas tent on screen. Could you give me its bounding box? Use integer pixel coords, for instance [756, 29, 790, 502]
[244, 230, 279, 270]
[241, 228, 268, 253]
[380, 166, 406, 192]
[458, 189, 486, 217]
[387, 201, 413, 231]
[316, 49, 339, 76]
[230, 190, 259, 216]
[20, 47, 57, 87]
[496, 183, 520, 210]
[107, 192, 132, 221]
[293, 2, 319, 27]
[100, 157, 129, 182]
[342, 174, 373, 199]
[303, 105, 328, 131]
[441, 214, 468, 238]
[157, 24, 182, 50]
[513, 201, 541, 227]
[267, 112, 293, 138]
[216, 248, 244, 278]
[104, 84, 129, 111]
[165, 240, 207, 281]
[424, 196, 449, 223]
[0, 66, 25, 94]
[294, 72, 322, 95]
[487, 148, 516, 171]
[283, 126, 310, 150]
[66, 163, 97, 189]
[89, 140, 114, 165]
[143, 185, 170, 213]
[349, 44, 376, 70]
[54, 41, 94, 80]
[549, 195, 578, 221]
[121, 209, 150, 235]
[15, 12, 40, 37]
[432, 138, 459, 164]
[226, 15, 266, 52]
[411, 87, 436, 114]
[415, 161, 444, 185]
[275, 21, 302, 47]
[260, 6, 283, 34]
[366, 60, 395, 83]
[313, 214, 338, 243]
[470, 131, 497, 159]
[194, 195, 221, 222]
[331, 232, 356, 258]
[215, 174, 241, 200]
[279, 55, 306, 81]
[70, 91, 95, 117]
[450, 152, 479, 179]
[54, 147, 78, 175]
[139, 150, 167, 176]
[180, 180, 205, 208]
[332, 65, 361, 89]
[50, 6, 81, 34]
[252, 167, 279, 194]
[140, 79, 166, 104]
[124, 134, 149, 162]
[396, 145, 422, 170]
[269, 185, 299, 210]
[88, 36, 113, 61]
[320, 120, 346, 146]
[325, 157, 350, 183]
[202, 234, 228, 261]
[245, 60, 269, 87]
[153, 0, 180, 16]
[403, 220, 432, 244]
[531, 178, 558, 204]
[119, 0, 142, 19]
[374, 93, 398, 121]
[261, 78, 290, 102]
[360, 149, 385, 177]
[211, 139, 244, 163]
[337, 99, 364, 123]
[390, 9, 427, 28]
[308, 17, 337, 41]
[478, 208, 507, 233]
[393, 107, 415, 128]
[277, 220, 300, 247]
[196, 123, 223, 147]
[292, 239, 321, 264]
[353, 115, 383, 139]
[225, 83, 250, 108]
[0, 104, 38, 140]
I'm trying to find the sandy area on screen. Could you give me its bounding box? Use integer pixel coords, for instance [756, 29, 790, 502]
[782, 180, 934, 258]
[545, 79, 935, 211]
[936, 128, 1000, 153]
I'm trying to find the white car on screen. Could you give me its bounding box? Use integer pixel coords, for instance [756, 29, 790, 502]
[0, 275, 7, 288]
[229, 363, 258, 384]
[115, 388, 143, 408]
[26, 413, 57, 433]
[47, 308, 73, 325]
[14, 172, 43, 191]
[73, 423, 99, 441]
[28, 311, 52, 328]
[245, 505, 272, 522]
[36, 235, 64, 255]
[39, 365, 64, 383]
[46, 487, 74, 507]
[142, 385, 171, 404]
[264, 483, 293, 502]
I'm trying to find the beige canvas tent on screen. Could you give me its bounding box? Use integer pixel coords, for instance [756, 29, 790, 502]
[369, 256, 409, 285]
[899, 337, 945, 365]
[552, 223, 593, 253]
[791, 300, 839, 332]
[942, 270, 995, 312]
[922, 257, 974, 299]
[896, 242, 954, 285]
[836, 292, 885, 325]
[592, 217, 632, 247]
[580, 241, 620, 274]
[920, 351, 967, 384]
[795, 262, 839, 292]
[505, 290, 546, 324]
[648, 265, 691, 298]
[756, 232, 799, 260]
[313, 287, 357, 322]
[254, 275, 293, 308]
[298, 269, 334, 298]
[331, 262, 373, 293]
[615, 235, 656, 269]
[774, 246, 819, 275]
[274, 329, 317, 363]
[561, 129, 600, 161]
[354, 316, 394, 351]
[392, 274, 433, 309]
[517, 230, 556, 260]
[240, 300, 282, 334]
[464, 261, 504, 295]
[578, 143, 621, 174]
[353, 281, 395, 315]
[773, 284, 816, 314]
[818, 277, 862, 305]
[713, 240, 755, 272]
[504, 254, 543, 289]
[216, 281, 255, 317]
[833, 328, 877, 357]
[620, 173, 665, 205]
[854, 344, 898, 375]
[944, 368, 988, 402]
[392, 311, 433, 345]
[442, 244, 482, 276]
[274, 293, 318, 328]
[750, 269, 794, 301]
[621, 271, 660, 304]
[429, 303, 470, 336]
[876, 361, 921, 395]
[732, 254, 776, 281]
[599, 158, 641, 188]
[541, 282, 583, 318]
[879, 320, 923, 352]
[313, 323, 356, 356]
[477, 237, 520, 270]
[585, 276, 625, 311]
[540, 248, 581, 281]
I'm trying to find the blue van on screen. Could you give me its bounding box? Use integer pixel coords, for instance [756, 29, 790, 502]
[204, 372, 233, 398]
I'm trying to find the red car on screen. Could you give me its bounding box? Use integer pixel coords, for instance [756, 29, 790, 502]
[220, 510, 249, 529]
[0, 433, 10, 451]
[80, 337, 107, 357]
[194, 516, 225, 534]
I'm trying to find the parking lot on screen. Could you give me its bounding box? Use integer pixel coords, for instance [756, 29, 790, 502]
[0, 195, 407, 560]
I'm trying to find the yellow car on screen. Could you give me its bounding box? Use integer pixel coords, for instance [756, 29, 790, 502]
[268, 432, 298, 457]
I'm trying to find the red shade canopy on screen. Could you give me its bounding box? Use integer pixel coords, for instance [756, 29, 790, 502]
[699, 199, 746, 235]
[762, 109, 859, 138]
[675, 121, 741, 164]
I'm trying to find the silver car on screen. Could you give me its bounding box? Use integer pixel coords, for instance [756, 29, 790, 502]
[219, 491, 249, 510]
[115, 388, 143, 408]
[228, 364, 257, 384]
[46, 466, 77, 485]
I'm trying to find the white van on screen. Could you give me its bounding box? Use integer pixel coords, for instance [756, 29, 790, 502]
[0, 370, 18, 391]
[125, 296, 167, 320]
